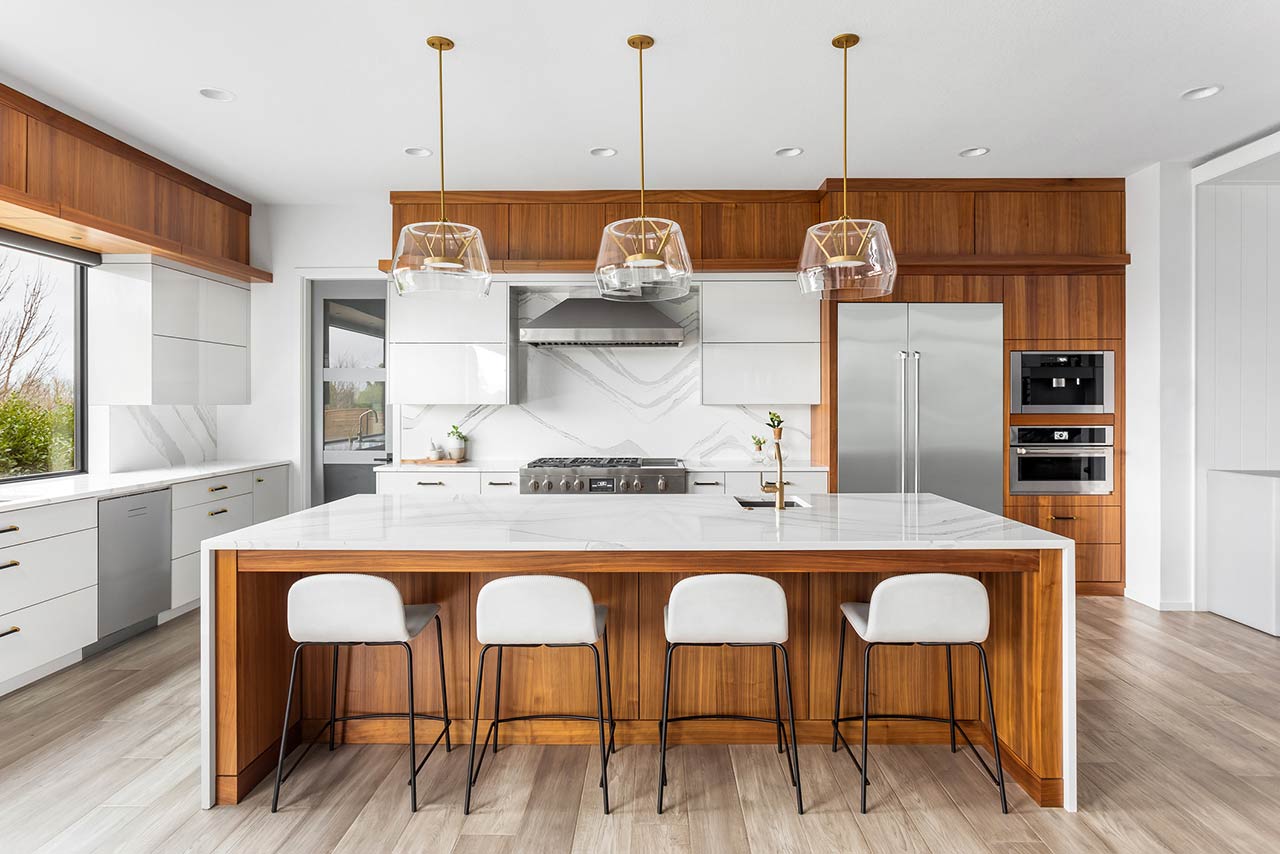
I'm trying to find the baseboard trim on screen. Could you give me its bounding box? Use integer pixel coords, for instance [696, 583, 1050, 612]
[1077, 581, 1124, 596]
[0, 650, 83, 698]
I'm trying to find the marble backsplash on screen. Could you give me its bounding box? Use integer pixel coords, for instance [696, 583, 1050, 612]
[92, 405, 218, 472]
[396, 288, 812, 463]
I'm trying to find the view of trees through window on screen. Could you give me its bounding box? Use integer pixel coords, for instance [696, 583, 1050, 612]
[0, 246, 80, 479]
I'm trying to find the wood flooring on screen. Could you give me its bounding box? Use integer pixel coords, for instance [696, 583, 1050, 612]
[0, 597, 1277, 853]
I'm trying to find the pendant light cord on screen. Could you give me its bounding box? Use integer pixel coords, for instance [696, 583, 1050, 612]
[638, 41, 646, 222]
[437, 41, 447, 222]
[842, 41, 848, 221]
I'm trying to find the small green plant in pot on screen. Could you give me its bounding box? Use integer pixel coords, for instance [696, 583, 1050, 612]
[444, 425, 467, 460]
[751, 434, 767, 462]
[766, 411, 784, 440]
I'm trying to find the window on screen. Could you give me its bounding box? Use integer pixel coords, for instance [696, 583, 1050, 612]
[0, 245, 84, 481]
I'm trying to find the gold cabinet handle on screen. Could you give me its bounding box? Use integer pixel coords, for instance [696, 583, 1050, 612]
[256, 477, 265, 483]
[0, 626, 19, 639]
[0, 525, 19, 534]
[762, 480, 793, 487]
[694, 480, 722, 486]
[0, 560, 19, 570]
[417, 481, 446, 486]
[208, 508, 229, 517]
[1048, 515, 1077, 521]
[208, 485, 229, 492]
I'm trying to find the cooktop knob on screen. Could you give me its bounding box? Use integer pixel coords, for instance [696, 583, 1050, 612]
[573, 479, 584, 491]
[657, 476, 668, 492]
[559, 478, 569, 492]
[618, 479, 630, 491]
[542, 478, 554, 491]
[633, 479, 645, 492]
[530, 479, 540, 491]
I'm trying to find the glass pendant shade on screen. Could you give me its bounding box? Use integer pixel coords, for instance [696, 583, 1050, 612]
[392, 221, 492, 296]
[797, 217, 897, 298]
[595, 216, 693, 301]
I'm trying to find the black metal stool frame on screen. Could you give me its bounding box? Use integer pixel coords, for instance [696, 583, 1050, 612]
[830, 619, 1008, 814]
[271, 612, 453, 813]
[463, 625, 616, 815]
[658, 641, 803, 815]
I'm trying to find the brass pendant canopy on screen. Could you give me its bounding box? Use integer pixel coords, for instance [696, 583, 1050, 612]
[392, 36, 493, 296]
[595, 35, 693, 302]
[796, 33, 896, 299]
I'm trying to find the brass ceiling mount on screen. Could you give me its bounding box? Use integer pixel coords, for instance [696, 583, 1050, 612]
[627, 34, 655, 50]
[831, 33, 860, 49]
[426, 35, 454, 51]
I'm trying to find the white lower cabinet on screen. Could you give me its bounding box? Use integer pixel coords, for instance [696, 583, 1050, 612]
[0, 528, 97, 616]
[0, 586, 98, 684]
[724, 470, 829, 496]
[376, 470, 482, 496]
[687, 473, 728, 494]
[171, 553, 200, 609]
[252, 465, 290, 523]
[480, 472, 520, 495]
[172, 493, 253, 561]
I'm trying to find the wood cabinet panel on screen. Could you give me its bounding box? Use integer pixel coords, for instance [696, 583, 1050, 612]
[700, 201, 817, 260]
[822, 190, 975, 255]
[26, 119, 157, 235]
[1003, 276, 1124, 339]
[1075, 544, 1123, 582]
[862, 275, 1003, 303]
[392, 203, 509, 260]
[1004, 505, 1121, 543]
[504, 202, 698, 261]
[0, 105, 25, 192]
[156, 178, 250, 264]
[975, 192, 1125, 255]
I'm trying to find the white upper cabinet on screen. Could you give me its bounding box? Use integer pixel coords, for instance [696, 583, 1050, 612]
[387, 282, 509, 343]
[88, 259, 250, 405]
[700, 280, 821, 404]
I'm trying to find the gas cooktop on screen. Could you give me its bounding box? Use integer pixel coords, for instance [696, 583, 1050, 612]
[519, 457, 687, 494]
[525, 457, 681, 468]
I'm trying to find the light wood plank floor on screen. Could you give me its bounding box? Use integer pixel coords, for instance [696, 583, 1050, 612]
[2, 597, 1278, 853]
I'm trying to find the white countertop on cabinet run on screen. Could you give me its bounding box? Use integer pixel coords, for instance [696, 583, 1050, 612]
[0, 460, 291, 512]
[203, 492, 1068, 552]
[374, 460, 829, 473]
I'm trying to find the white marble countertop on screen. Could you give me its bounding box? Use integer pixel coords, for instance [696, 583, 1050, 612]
[375, 460, 525, 473]
[375, 459, 828, 473]
[0, 459, 291, 512]
[203, 492, 1068, 552]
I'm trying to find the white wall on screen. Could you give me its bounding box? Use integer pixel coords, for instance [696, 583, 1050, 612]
[217, 201, 390, 509]
[1195, 183, 1280, 608]
[1124, 162, 1194, 610]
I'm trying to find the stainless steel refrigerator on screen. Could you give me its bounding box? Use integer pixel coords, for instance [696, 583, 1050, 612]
[837, 303, 1004, 513]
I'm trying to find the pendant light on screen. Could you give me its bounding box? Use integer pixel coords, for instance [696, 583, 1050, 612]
[391, 36, 492, 296]
[796, 34, 896, 299]
[595, 35, 692, 302]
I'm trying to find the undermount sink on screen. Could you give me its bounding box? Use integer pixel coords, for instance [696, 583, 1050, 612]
[734, 496, 811, 510]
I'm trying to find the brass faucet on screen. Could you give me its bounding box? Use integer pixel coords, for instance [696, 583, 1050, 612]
[759, 429, 786, 510]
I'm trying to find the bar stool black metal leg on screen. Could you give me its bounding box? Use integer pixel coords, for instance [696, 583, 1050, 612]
[329, 645, 339, 751]
[945, 644, 957, 754]
[832, 618, 847, 752]
[464, 644, 491, 815]
[975, 643, 1008, 814]
[860, 642, 874, 814]
[776, 643, 803, 814]
[434, 614, 452, 752]
[602, 626, 616, 754]
[589, 644, 610, 815]
[271, 642, 306, 813]
[403, 642, 418, 812]
[657, 642, 675, 814]
[492, 646, 504, 755]
[771, 645, 786, 756]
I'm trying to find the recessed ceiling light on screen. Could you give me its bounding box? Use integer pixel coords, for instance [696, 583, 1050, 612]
[198, 87, 235, 102]
[1180, 85, 1223, 101]
[403, 147, 433, 157]
[959, 147, 991, 158]
[589, 147, 617, 158]
[774, 147, 804, 158]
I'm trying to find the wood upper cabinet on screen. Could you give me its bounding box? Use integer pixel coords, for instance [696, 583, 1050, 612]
[1003, 276, 1124, 339]
[26, 119, 158, 236]
[505, 202, 700, 260]
[865, 275, 1003, 303]
[823, 191, 975, 255]
[700, 201, 816, 259]
[0, 105, 26, 192]
[975, 191, 1125, 255]
[393, 202, 510, 260]
[155, 178, 250, 264]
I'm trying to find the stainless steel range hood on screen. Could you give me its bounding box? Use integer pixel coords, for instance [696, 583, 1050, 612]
[519, 297, 684, 347]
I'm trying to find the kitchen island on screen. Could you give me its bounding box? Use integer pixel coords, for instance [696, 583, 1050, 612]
[200, 492, 1075, 811]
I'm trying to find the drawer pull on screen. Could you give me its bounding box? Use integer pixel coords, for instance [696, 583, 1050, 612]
[417, 481, 446, 486]
[0, 525, 19, 534]
[208, 508, 230, 517]
[487, 481, 513, 486]
[208, 485, 229, 492]
[256, 477, 265, 483]
[1048, 515, 1077, 521]
[762, 480, 793, 487]
[0, 560, 19, 570]
[694, 480, 722, 486]
[0, 626, 18, 639]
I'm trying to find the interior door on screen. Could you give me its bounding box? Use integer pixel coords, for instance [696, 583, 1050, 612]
[837, 303, 909, 493]
[907, 304, 1004, 513]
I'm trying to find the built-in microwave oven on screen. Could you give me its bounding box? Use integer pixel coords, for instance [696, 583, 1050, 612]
[1008, 426, 1114, 495]
[1010, 351, 1115, 414]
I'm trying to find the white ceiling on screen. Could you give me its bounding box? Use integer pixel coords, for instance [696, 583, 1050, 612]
[3, 0, 1278, 204]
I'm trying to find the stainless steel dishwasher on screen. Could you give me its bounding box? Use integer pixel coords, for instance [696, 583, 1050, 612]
[98, 488, 172, 639]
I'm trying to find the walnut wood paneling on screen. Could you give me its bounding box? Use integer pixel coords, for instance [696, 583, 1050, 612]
[975, 192, 1125, 255]
[820, 177, 1123, 193]
[860, 274, 1003, 303]
[391, 188, 821, 206]
[699, 201, 817, 260]
[1075, 544, 1123, 582]
[392, 202, 510, 260]
[1004, 276, 1124, 339]
[505, 202, 699, 261]
[821, 190, 975, 255]
[155, 178, 250, 264]
[0, 105, 25, 192]
[1004, 505, 1121, 543]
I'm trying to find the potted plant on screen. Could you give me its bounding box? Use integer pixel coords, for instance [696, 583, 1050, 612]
[765, 412, 788, 462]
[444, 425, 468, 461]
[751, 434, 767, 463]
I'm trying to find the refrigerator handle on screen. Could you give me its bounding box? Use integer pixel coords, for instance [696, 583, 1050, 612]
[912, 351, 922, 494]
[898, 350, 909, 492]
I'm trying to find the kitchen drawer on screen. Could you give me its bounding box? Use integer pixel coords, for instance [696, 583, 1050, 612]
[687, 473, 727, 494]
[726, 470, 829, 496]
[1076, 544, 1123, 583]
[252, 465, 290, 523]
[0, 528, 97, 617]
[480, 472, 519, 495]
[1005, 505, 1121, 543]
[172, 492, 253, 559]
[376, 471, 482, 497]
[0, 498, 97, 548]
[172, 553, 200, 609]
[0, 586, 98, 684]
[172, 471, 254, 510]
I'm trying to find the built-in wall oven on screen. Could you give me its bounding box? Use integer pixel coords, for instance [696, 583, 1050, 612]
[1011, 351, 1115, 413]
[1009, 426, 1114, 495]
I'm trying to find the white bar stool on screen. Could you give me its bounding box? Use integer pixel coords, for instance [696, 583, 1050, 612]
[831, 573, 1008, 814]
[271, 574, 452, 813]
[659, 573, 802, 814]
[464, 575, 615, 815]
